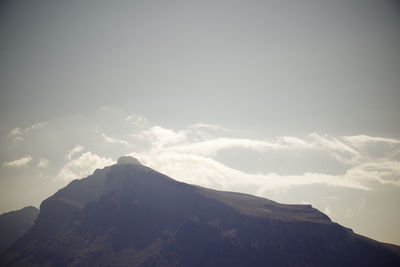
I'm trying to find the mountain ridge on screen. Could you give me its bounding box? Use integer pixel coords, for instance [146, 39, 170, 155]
[1, 156, 399, 267]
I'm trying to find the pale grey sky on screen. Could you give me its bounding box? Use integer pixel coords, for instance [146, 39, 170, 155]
[1, 0, 400, 245]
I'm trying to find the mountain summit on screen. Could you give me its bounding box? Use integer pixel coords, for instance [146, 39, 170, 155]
[1, 159, 399, 266]
[117, 156, 142, 165]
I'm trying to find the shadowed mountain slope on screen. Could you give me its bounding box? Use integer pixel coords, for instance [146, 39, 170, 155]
[1, 157, 399, 267]
[0, 206, 39, 253]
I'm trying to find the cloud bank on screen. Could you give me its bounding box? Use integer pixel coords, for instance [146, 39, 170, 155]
[4, 110, 400, 194]
[125, 124, 400, 193]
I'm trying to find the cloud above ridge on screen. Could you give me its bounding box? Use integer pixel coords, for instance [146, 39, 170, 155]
[57, 152, 114, 181]
[4, 110, 399, 194]
[125, 122, 400, 193]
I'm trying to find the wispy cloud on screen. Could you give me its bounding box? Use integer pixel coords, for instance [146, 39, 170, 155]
[8, 128, 22, 137]
[28, 122, 47, 131]
[188, 122, 229, 132]
[130, 150, 369, 192]
[343, 135, 400, 145]
[8, 122, 47, 142]
[3, 156, 33, 167]
[6, 112, 399, 195]
[66, 145, 85, 160]
[167, 138, 281, 156]
[126, 124, 400, 192]
[126, 114, 147, 126]
[101, 133, 129, 146]
[140, 126, 187, 149]
[37, 158, 49, 169]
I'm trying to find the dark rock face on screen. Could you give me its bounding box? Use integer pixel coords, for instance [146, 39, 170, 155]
[0, 206, 38, 252]
[1, 160, 400, 267]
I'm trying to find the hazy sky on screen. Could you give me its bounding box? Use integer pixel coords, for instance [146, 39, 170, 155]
[1, 1, 400, 245]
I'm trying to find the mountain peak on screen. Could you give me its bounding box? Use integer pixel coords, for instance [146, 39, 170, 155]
[2, 161, 400, 267]
[116, 156, 142, 166]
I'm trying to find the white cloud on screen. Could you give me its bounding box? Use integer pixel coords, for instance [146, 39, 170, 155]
[309, 133, 359, 156]
[37, 158, 49, 169]
[151, 131, 371, 160]
[10, 114, 395, 196]
[188, 122, 229, 132]
[347, 161, 400, 187]
[168, 138, 281, 157]
[101, 133, 129, 146]
[276, 136, 313, 149]
[126, 114, 146, 126]
[142, 126, 187, 149]
[27, 122, 47, 131]
[57, 152, 115, 181]
[343, 135, 400, 145]
[13, 136, 24, 142]
[8, 122, 47, 141]
[66, 145, 85, 160]
[3, 156, 33, 167]
[130, 149, 369, 193]
[9, 122, 47, 135]
[126, 124, 400, 193]
[8, 127, 22, 137]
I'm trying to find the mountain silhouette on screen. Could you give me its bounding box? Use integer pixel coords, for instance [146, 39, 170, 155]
[1, 156, 399, 266]
[0, 206, 38, 253]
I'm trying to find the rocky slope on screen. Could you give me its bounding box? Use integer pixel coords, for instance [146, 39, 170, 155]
[1, 157, 399, 266]
[0, 206, 39, 252]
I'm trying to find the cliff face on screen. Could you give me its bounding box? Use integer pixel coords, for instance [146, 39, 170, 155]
[1, 157, 400, 267]
[0, 206, 39, 252]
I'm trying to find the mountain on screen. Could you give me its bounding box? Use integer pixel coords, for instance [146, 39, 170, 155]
[0, 206, 39, 253]
[1, 156, 400, 267]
